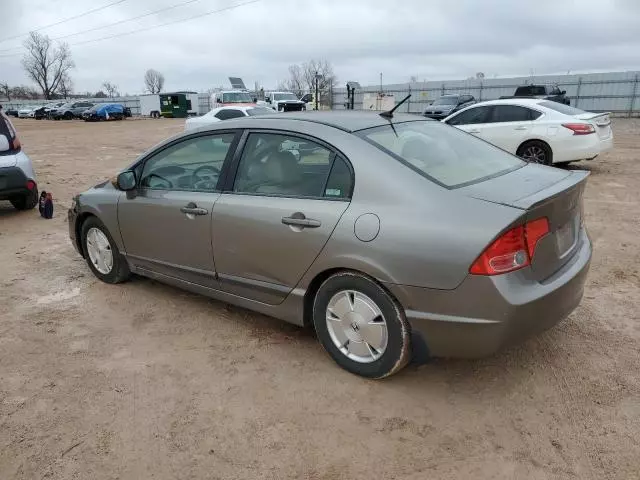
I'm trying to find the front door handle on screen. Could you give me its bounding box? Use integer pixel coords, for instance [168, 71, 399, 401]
[282, 214, 321, 228]
[180, 202, 208, 216]
[468, 129, 481, 134]
[514, 126, 528, 130]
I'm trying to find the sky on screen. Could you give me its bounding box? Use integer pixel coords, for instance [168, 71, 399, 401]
[1, 0, 639, 95]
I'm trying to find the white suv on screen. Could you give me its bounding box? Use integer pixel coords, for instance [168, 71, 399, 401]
[0, 111, 38, 210]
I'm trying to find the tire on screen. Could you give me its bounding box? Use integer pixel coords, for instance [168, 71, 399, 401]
[312, 271, 411, 379]
[80, 216, 131, 284]
[516, 140, 552, 165]
[10, 187, 38, 211]
[64, 111, 73, 120]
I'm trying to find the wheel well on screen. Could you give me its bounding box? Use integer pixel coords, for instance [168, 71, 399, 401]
[302, 268, 399, 328]
[517, 139, 553, 161]
[75, 212, 96, 257]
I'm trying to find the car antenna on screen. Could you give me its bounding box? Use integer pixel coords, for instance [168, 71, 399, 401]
[379, 94, 411, 119]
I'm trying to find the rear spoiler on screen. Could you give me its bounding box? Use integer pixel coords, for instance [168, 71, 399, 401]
[511, 170, 590, 210]
[576, 111, 611, 127]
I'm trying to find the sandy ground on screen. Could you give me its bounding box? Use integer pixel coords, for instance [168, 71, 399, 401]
[1, 117, 639, 480]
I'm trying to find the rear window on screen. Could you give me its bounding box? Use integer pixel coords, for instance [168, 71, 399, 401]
[539, 101, 585, 116]
[515, 86, 546, 96]
[358, 121, 524, 188]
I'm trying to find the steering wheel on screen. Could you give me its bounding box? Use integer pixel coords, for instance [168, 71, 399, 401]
[192, 165, 220, 190]
[145, 173, 173, 189]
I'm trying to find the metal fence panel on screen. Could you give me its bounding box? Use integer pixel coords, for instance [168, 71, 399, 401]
[332, 71, 640, 116]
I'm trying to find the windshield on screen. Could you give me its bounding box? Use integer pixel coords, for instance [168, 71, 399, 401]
[222, 92, 253, 103]
[273, 93, 298, 101]
[433, 96, 458, 105]
[246, 107, 273, 116]
[359, 121, 524, 188]
[539, 101, 585, 116]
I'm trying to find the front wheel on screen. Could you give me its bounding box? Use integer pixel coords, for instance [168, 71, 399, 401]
[64, 112, 74, 120]
[312, 272, 411, 379]
[81, 217, 131, 284]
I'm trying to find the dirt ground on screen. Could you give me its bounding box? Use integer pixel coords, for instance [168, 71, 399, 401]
[1, 117, 639, 480]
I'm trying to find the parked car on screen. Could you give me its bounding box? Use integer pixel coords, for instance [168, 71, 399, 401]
[184, 105, 273, 131]
[4, 108, 19, 117]
[50, 101, 95, 120]
[423, 94, 475, 120]
[443, 98, 613, 165]
[264, 91, 307, 112]
[43, 102, 66, 118]
[68, 111, 592, 378]
[0, 110, 38, 210]
[501, 84, 570, 105]
[18, 106, 37, 118]
[82, 103, 127, 121]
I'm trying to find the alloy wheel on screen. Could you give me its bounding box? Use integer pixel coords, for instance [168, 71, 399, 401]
[86, 227, 113, 274]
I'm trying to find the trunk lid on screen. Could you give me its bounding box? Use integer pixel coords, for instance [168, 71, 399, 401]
[574, 111, 612, 141]
[460, 164, 589, 281]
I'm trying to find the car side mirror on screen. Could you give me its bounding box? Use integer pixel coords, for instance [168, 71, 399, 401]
[0, 134, 9, 152]
[116, 170, 136, 191]
[265, 98, 271, 103]
[561, 90, 566, 95]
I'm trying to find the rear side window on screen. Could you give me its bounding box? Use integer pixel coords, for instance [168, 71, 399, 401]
[233, 132, 352, 199]
[490, 105, 538, 122]
[359, 121, 524, 188]
[446, 106, 491, 125]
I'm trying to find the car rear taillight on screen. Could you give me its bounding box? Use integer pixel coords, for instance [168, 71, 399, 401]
[562, 123, 595, 135]
[470, 218, 550, 275]
[26, 180, 36, 190]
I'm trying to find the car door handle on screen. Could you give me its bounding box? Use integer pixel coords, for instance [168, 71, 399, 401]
[282, 215, 321, 228]
[180, 203, 208, 216]
[514, 126, 528, 130]
[468, 129, 481, 134]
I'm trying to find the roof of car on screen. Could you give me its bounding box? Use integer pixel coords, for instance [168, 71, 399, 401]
[471, 98, 546, 107]
[246, 111, 429, 133]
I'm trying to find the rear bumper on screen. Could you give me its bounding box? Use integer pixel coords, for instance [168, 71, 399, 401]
[0, 166, 34, 199]
[553, 133, 613, 163]
[386, 229, 592, 358]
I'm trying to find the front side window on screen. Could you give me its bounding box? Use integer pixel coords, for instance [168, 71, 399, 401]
[273, 93, 298, 101]
[233, 132, 352, 199]
[446, 106, 491, 125]
[359, 120, 524, 188]
[222, 92, 253, 103]
[140, 133, 236, 192]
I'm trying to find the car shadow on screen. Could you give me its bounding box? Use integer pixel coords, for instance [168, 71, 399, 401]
[0, 202, 25, 218]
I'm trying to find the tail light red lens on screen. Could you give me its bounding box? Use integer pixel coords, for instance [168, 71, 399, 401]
[26, 180, 36, 191]
[562, 123, 595, 135]
[470, 218, 550, 276]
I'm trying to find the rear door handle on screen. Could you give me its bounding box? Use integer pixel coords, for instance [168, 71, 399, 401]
[180, 202, 208, 216]
[514, 126, 528, 130]
[282, 215, 321, 228]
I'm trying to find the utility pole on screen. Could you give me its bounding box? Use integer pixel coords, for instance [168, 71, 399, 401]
[315, 71, 322, 111]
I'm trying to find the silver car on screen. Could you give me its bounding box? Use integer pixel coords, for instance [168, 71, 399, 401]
[68, 111, 591, 378]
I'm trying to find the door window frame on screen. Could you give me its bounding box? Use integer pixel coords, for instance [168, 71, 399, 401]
[221, 129, 355, 201]
[488, 104, 543, 123]
[130, 129, 242, 193]
[446, 105, 493, 125]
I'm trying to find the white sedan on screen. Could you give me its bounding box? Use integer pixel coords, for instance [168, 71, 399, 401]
[184, 105, 272, 131]
[443, 98, 613, 165]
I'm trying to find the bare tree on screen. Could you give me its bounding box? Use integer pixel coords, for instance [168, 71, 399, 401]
[0, 82, 10, 101]
[285, 64, 305, 97]
[144, 69, 164, 94]
[102, 81, 118, 98]
[59, 73, 73, 98]
[22, 31, 74, 100]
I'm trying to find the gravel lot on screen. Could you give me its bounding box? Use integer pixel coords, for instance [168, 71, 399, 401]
[1, 117, 639, 480]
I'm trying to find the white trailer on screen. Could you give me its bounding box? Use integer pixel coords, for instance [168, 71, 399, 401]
[139, 94, 161, 118]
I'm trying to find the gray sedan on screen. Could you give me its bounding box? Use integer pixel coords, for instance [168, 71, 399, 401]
[68, 111, 591, 378]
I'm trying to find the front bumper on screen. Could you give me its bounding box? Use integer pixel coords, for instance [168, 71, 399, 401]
[0, 166, 34, 199]
[68, 203, 82, 256]
[386, 228, 592, 358]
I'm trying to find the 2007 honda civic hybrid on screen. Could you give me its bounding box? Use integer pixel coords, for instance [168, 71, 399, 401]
[68, 111, 591, 378]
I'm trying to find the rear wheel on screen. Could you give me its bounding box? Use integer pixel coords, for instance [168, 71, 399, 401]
[64, 111, 74, 120]
[517, 140, 552, 165]
[312, 271, 411, 379]
[10, 187, 38, 210]
[81, 217, 131, 284]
